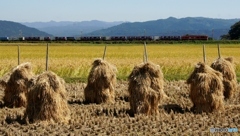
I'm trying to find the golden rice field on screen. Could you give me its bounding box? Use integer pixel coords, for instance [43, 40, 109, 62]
[0, 42, 240, 135]
[0, 42, 240, 82]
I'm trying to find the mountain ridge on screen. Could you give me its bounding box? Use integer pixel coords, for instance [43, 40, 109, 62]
[87, 17, 239, 39]
[1, 17, 239, 39]
[0, 20, 52, 37]
[22, 20, 124, 36]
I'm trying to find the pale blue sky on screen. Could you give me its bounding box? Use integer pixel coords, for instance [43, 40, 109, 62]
[1, 0, 239, 22]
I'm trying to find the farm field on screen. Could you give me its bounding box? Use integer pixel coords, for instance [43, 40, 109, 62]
[0, 43, 240, 82]
[0, 43, 240, 135]
[0, 81, 239, 135]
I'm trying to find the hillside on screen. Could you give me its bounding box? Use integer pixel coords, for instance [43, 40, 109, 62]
[87, 17, 240, 39]
[0, 20, 52, 37]
[22, 20, 124, 37]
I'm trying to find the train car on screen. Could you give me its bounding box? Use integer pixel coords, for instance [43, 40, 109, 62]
[19, 37, 25, 41]
[24, 37, 31, 41]
[153, 36, 159, 41]
[101, 36, 111, 41]
[0, 37, 9, 41]
[74, 37, 81, 41]
[54, 37, 67, 41]
[43, 37, 51, 41]
[171, 36, 181, 40]
[139, 36, 153, 41]
[25, 37, 40, 41]
[9, 37, 19, 41]
[181, 35, 208, 40]
[126, 36, 136, 41]
[126, 36, 153, 41]
[80, 36, 90, 41]
[159, 36, 181, 41]
[111, 36, 126, 41]
[67, 37, 75, 41]
[89, 36, 101, 41]
[79, 36, 101, 41]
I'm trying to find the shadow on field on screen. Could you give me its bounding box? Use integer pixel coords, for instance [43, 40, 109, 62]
[68, 100, 86, 105]
[162, 104, 191, 114]
[68, 98, 134, 117]
[95, 108, 134, 117]
[0, 101, 4, 108]
[117, 96, 129, 102]
[5, 114, 26, 125]
[68, 100, 116, 105]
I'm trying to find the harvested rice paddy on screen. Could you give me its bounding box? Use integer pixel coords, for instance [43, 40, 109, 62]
[0, 43, 240, 135]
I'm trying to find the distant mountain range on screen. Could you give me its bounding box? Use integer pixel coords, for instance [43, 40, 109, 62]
[22, 20, 124, 37]
[0, 20, 52, 37]
[1, 17, 239, 39]
[87, 17, 240, 39]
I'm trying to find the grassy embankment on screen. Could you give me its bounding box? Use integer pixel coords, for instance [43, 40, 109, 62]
[0, 43, 239, 82]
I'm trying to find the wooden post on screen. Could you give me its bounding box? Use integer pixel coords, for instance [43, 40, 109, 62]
[143, 51, 146, 63]
[46, 43, 49, 71]
[203, 44, 206, 63]
[217, 44, 221, 59]
[144, 41, 148, 63]
[18, 45, 20, 65]
[102, 45, 107, 60]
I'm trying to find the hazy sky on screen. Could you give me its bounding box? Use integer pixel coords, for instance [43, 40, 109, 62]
[1, 0, 239, 22]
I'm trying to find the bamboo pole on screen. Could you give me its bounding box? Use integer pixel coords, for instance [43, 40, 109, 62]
[18, 45, 20, 65]
[217, 44, 221, 59]
[46, 43, 49, 71]
[143, 51, 146, 63]
[203, 44, 206, 63]
[144, 41, 148, 63]
[102, 45, 107, 60]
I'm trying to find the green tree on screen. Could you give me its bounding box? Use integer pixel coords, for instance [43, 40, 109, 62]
[228, 21, 240, 40]
[220, 34, 230, 40]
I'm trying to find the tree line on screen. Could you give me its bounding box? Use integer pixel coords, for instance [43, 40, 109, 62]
[221, 21, 240, 40]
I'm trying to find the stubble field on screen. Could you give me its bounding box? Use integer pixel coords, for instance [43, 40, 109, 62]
[0, 42, 240, 135]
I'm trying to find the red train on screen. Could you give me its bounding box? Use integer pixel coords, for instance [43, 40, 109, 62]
[181, 35, 208, 40]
